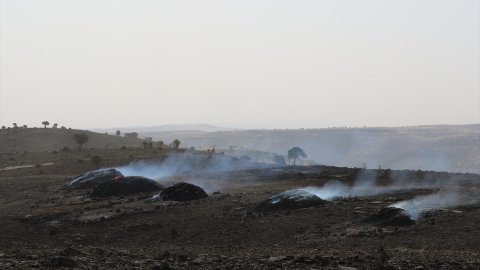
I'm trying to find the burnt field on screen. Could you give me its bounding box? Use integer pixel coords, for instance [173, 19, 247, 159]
[1, 155, 480, 269]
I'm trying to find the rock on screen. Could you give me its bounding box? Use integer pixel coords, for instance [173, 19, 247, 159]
[255, 189, 327, 212]
[90, 176, 162, 198]
[365, 207, 415, 226]
[66, 168, 124, 190]
[160, 182, 208, 201]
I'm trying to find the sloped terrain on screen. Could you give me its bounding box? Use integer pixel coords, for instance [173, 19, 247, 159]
[0, 128, 144, 153]
[1, 160, 480, 269]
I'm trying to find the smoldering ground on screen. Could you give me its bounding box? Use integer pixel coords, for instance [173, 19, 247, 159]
[297, 169, 480, 220]
[113, 152, 273, 193]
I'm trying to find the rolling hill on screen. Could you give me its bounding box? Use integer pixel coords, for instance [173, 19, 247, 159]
[0, 128, 145, 153]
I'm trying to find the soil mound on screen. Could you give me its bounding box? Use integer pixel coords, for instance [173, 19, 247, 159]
[160, 182, 208, 201]
[255, 189, 327, 212]
[66, 168, 124, 190]
[365, 207, 415, 226]
[90, 176, 162, 198]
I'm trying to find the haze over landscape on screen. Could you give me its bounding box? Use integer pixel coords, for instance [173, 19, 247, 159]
[1, 0, 479, 129]
[1, 1, 480, 269]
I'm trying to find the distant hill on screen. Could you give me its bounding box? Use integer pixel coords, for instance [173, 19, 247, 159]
[144, 124, 480, 174]
[0, 128, 144, 153]
[93, 124, 236, 137]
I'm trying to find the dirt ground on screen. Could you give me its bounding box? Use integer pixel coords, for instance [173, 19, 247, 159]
[1, 151, 480, 269]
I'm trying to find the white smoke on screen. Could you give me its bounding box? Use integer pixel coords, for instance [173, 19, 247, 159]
[300, 169, 401, 200]
[390, 189, 479, 220]
[113, 153, 270, 193]
[299, 169, 480, 220]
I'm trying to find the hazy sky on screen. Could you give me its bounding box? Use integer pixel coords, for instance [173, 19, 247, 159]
[0, 0, 479, 129]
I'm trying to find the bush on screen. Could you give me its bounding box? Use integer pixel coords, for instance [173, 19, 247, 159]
[91, 155, 102, 167]
[76, 159, 84, 163]
[61, 146, 71, 152]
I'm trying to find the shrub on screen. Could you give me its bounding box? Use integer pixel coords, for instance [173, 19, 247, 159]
[91, 155, 102, 167]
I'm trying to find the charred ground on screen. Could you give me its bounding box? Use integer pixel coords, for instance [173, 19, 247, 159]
[1, 150, 480, 269]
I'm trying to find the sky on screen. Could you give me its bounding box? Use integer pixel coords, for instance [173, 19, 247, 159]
[0, 0, 479, 129]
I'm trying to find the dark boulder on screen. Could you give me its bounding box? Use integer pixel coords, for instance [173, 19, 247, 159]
[255, 189, 327, 212]
[160, 182, 208, 201]
[66, 168, 124, 190]
[364, 207, 415, 226]
[90, 176, 162, 198]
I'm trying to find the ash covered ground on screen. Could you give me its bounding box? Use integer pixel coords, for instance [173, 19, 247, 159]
[1, 152, 480, 269]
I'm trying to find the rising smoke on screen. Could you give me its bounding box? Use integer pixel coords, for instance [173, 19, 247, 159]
[299, 169, 480, 220]
[390, 189, 480, 220]
[113, 153, 270, 192]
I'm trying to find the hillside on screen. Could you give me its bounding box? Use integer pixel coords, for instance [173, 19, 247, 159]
[0, 128, 145, 153]
[143, 124, 480, 173]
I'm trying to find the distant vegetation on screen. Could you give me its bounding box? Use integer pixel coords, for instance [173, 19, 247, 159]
[172, 139, 181, 150]
[288, 147, 307, 165]
[73, 133, 89, 151]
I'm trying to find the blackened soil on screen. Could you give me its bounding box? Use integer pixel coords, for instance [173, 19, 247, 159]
[1, 165, 480, 269]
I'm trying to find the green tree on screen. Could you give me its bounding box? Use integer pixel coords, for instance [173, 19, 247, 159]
[287, 147, 307, 165]
[73, 133, 89, 151]
[42, 121, 50, 128]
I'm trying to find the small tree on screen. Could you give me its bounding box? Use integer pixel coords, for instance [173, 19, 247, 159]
[287, 147, 307, 165]
[172, 139, 181, 150]
[22, 125, 27, 128]
[116, 130, 121, 136]
[73, 133, 89, 151]
[42, 121, 50, 128]
[52, 123, 58, 128]
[12, 123, 18, 129]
